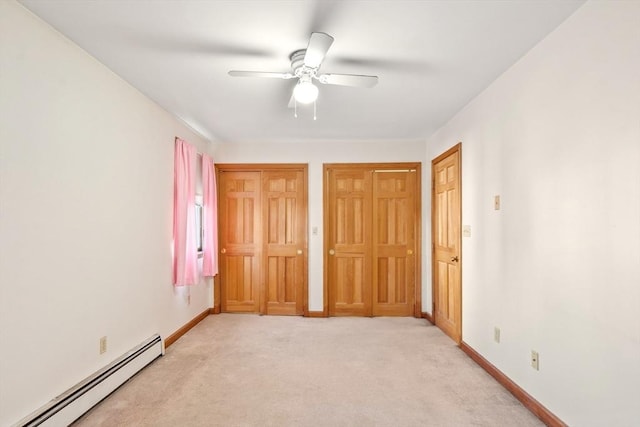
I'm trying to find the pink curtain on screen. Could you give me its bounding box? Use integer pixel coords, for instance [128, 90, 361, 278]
[172, 138, 198, 286]
[202, 154, 219, 276]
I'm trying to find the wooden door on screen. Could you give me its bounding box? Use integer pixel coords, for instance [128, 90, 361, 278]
[263, 170, 306, 315]
[372, 171, 416, 316]
[327, 168, 372, 316]
[325, 163, 421, 317]
[432, 144, 462, 343]
[218, 171, 261, 313]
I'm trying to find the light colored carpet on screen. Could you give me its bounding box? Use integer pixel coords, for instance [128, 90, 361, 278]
[73, 314, 543, 427]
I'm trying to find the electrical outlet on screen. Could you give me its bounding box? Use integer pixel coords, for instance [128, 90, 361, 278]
[494, 327, 500, 343]
[100, 336, 107, 354]
[531, 350, 539, 370]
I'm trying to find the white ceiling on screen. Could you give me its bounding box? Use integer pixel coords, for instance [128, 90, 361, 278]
[19, 0, 584, 143]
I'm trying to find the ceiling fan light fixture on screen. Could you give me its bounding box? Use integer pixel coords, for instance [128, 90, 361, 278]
[293, 80, 318, 104]
[228, 33, 378, 110]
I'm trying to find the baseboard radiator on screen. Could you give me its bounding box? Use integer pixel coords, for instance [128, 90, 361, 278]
[13, 334, 163, 427]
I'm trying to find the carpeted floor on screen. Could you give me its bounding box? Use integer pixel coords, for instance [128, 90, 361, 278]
[73, 314, 543, 426]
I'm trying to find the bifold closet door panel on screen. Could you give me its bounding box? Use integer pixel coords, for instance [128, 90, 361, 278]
[372, 171, 416, 316]
[218, 171, 261, 313]
[263, 170, 306, 315]
[327, 169, 372, 316]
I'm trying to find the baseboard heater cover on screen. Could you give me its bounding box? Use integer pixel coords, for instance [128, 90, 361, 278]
[13, 334, 163, 427]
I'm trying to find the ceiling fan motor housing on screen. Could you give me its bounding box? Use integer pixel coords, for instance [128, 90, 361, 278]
[290, 49, 315, 78]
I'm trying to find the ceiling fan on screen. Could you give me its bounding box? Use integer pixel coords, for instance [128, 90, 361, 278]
[228, 32, 378, 117]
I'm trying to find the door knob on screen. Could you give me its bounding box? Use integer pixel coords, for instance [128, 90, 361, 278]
[297, 249, 303, 255]
[329, 249, 335, 255]
[451, 255, 459, 262]
[407, 249, 413, 255]
[221, 248, 226, 254]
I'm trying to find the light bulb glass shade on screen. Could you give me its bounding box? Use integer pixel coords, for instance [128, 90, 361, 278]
[293, 80, 319, 104]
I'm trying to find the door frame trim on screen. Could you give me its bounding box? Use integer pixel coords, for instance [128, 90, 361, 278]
[323, 162, 422, 317]
[431, 143, 462, 342]
[215, 163, 309, 316]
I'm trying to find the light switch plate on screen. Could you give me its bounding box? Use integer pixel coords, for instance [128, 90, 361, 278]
[494, 195, 501, 210]
[463, 225, 471, 237]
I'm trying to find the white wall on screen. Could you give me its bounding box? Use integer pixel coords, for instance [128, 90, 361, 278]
[213, 140, 428, 312]
[426, 1, 640, 425]
[0, 2, 215, 424]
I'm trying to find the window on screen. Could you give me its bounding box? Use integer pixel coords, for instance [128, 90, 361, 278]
[195, 196, 204, 253]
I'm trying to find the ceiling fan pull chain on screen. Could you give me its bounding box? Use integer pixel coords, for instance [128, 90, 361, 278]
[313, 100, 317, 121]
[294, 98, 298, 118]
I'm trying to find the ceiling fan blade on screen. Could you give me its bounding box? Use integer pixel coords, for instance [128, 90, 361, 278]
[318, 73, 379, 88]
[228, 71, 294, 79]
[304, 32, 334, 68]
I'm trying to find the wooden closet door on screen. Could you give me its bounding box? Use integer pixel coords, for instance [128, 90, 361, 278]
[263, 170, 306, 315]
[372, 171, 416, 316]
[327, 169, 372, 316]
[218, 171, 261, 313]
